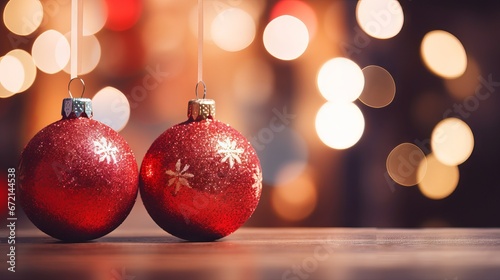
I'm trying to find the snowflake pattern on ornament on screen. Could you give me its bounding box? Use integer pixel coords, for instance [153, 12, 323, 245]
[166, 159, 195, 195]
[93, 137, 118, 164]
[252, 167, 263, 198]
[217, 139, 244, 168]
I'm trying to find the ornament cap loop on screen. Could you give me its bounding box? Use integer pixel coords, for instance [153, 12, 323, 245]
[68, 77, 86, 98]
[195, 80, 207, 100]
[62, 98, 93, 119]
[187, 98, 215, 121]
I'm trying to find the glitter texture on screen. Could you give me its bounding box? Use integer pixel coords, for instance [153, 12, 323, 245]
[140, 118, 262, 241]
[18, 117, 139, 242]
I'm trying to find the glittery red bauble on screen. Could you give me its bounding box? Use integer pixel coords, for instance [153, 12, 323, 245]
[19, 114, 138, 242]
[140, 115, 262, 241]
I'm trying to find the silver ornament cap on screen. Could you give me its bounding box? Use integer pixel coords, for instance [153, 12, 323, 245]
[187, 99, 216, 121]
[61, 98, 93, 119]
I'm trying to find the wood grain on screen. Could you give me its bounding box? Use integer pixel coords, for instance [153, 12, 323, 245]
[2, 228, 500, 280]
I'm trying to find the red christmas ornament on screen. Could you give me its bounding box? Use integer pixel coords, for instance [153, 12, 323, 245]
[19, 98, 138, 242]
[140, 99, 262, 241]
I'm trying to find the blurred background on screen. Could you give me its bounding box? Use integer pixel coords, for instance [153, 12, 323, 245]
[1, 0, 500, 231]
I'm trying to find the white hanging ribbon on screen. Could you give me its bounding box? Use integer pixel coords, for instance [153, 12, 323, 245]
[197, 0, 204, 83]
[70, 0, 83, 79]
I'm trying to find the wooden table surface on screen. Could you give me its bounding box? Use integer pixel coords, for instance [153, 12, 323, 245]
[2, 228, 500, 280]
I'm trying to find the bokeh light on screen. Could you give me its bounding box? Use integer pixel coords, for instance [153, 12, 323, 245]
[270, 0, 317, 39]
[83, 0, 107, 36]
[63, 34, 101, 75]
[32, 29, 70, 74]
[431, 118, 474, 166]
[211, 8, 255, 52]
[271, 169, 317, 222]
[2, 49, 37, 94]
[386, 143, 426, 187]
[263, 15, 309, 61]
[418, 153, 459, 200]
[189, 0, 266, 42]
[444, 58, 481, 100]
[256, 128, 308, 186]
[0, 57, 14, 98]
[315, 102, 365, 150]
[359, 65, 396, 108]
[3, 0, 43, 36]
[0, 88, 15, 99]
[0, 57, 16, 98]
[356, 0, 404, 39]
[317, 57, 365, 103]
[105, 0, 142, 31]
[0, 55, 24, 94]
[421, 30, 467, 79]
[92, 87, 131, 132]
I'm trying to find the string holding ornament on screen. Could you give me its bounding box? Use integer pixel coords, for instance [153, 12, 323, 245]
[195, 80, 207, 100]
[139, 0, 263, 242]
[197, 0, 204, 84]
[18, 0, 138, 242]
[67, 76, 86, 98]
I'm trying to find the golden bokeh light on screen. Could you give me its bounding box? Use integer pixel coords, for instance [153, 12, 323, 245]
[0, 56, 16, 98]
[270, 0, 317, 39]
[418, 153, 459, 200]
[3, 49, 37, 94]
[386, 143, 426, 187]
[63, 34, 101, 75]
[444, 58, 481, 100]
[315, 102, 365, 150]
[271, 168, 317, 222]
[32, 30, 70, 74]
[189, 0, 265, 43]
[0, 84, 15, 98]
[83, 0, 107, 36]
[317, 57, 365, 103]
[211, 8, 256, 52]
[40, 1, 106, 37]
[263, 15, 309, 61]
[3, 0, 43, 36]
[431, 118, 474, 166]
[0, 55, 24, 94]
[359, 65, 396, 108]
[356, 0, 404, 39]
[92, 87, 131, 132]
[421, 30, 467, 79]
